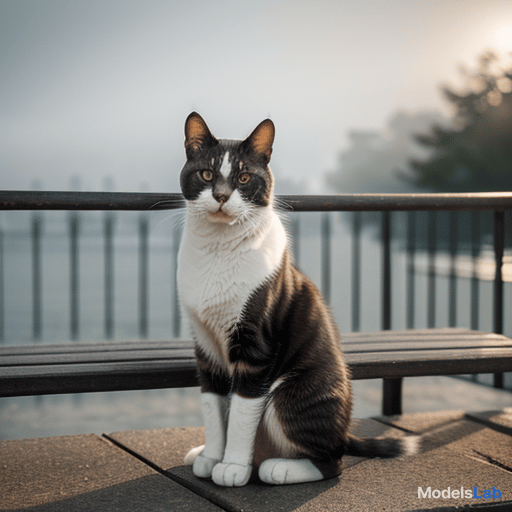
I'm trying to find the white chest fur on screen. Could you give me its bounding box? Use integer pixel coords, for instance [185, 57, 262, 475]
[177, 206, 287, 371]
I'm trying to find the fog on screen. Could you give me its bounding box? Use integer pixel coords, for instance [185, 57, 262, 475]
[2, 0, 512, 193]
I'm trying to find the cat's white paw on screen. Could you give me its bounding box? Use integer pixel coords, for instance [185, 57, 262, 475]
[211, 462, 252, 487]
[192, 453, 221, 479]
[259, 458, 323, 485]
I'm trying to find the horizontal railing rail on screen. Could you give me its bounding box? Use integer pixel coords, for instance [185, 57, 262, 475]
[2, 190, 512, 211]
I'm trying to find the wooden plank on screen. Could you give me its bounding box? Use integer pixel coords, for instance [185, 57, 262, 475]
[342, 339, 512, 353]
[0, 348, 195, 366]
[348, 350, 512, 380]
[0, 339, 193, 356]
[2, 347, 511, 396]
[3, 344, 510, 371]
[342, 328, 507, 342]
[1, 329, 511, 397]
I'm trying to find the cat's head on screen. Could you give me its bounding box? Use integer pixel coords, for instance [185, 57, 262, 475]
[180, 112, 275, 225]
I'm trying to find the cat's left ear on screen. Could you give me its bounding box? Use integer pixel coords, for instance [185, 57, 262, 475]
[244, 119, 275, 163]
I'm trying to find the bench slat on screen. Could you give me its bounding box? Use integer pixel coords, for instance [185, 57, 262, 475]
[0, 348, 195, 367]
[3, 340, 511, 366]
[0, 340, 193, 356]
[1, 329, 511, 397]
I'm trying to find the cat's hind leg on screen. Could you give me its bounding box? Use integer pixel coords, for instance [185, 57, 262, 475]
[258, 458, 341, 485]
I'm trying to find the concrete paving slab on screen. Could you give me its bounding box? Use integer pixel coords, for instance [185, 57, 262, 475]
[374, 409, 467, 433]
[376, 409, 512, 470]
[163, 447, 512, 512]
[107, 426, 205, 471]
[0, 433, 222, 511]
[108, 418, 408, 473]
[467, 407, 512, 435]
[108, 419, 426, 512]
[315, 445, 512, 512]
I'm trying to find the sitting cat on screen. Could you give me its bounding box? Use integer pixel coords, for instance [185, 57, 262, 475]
[177, 112, 418, 487]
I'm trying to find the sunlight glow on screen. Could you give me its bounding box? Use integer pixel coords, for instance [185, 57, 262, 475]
[494, 25, 512, 51]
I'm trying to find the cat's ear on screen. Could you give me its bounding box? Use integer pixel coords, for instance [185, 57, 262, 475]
[244, 119, 275, 163]
[184, 112, 217, 158]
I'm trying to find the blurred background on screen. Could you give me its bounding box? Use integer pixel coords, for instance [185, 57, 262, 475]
[1, 0, 512, 440]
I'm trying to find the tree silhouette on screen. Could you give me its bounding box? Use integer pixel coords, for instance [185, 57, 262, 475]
[326, 110, 445, 193]
[409, 51, 512, 192]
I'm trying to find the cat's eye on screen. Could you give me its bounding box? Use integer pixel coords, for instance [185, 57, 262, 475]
[200, 170, 213, 182]
[238, 173, 251, 184]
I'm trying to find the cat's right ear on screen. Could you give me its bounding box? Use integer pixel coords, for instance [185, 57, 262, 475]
[184, 112, 217, 159]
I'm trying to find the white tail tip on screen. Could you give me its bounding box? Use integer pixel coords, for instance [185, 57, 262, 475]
[184, 444, 205, 465]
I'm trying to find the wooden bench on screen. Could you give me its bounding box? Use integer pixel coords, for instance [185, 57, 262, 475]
[1, 328, 511, 415]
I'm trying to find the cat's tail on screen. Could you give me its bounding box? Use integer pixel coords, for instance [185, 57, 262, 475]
[345, 432, 420, 458]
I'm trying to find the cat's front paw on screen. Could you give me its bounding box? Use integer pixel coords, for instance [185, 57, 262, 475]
[212, 462, 252, 487]
[192, 453, 221, 479]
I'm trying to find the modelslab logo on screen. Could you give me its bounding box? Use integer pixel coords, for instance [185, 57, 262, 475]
[418, 486, 502, 500]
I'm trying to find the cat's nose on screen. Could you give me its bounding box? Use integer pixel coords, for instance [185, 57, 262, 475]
[213, 191, 230, 204]
[212, 182, 232, 205]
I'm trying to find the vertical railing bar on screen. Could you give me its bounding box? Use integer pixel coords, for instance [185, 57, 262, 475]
[291, 214, 300, 269]
[32, 212, 42, 340]
[470, 211, 480, 331]
[448, 211, 457, 327]
[172, 223, 181, 338]
[382, 211, 391, 330]
[138, 214, 149, 338]
[321, 212, 331, 305]
[427, 211, 437, 328]
[69, 212, 80, 340]
[382, 210, 401, 416]
[0, 215, 4, 342]
[406, 211, 415, 329]
[104, 212, 114, 339]
[493, 210, 505, 389]
[352, 211, 361, 332]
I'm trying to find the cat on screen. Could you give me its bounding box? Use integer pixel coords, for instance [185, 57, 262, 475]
[177, 112, 418, 487]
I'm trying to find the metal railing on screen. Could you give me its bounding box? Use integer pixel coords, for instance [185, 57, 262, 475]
[1, 190, 511, 390]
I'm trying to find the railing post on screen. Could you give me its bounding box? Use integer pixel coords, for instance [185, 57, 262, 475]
[69, 212, 80, 340]
[172, 223, 181, 338]
[470, 211, 480, 330]
[493, 210, 505, 389]
[0, 215, 4, 342]
[449, 211, 458, 327]
[138, 213, 149, 338]
[381, 211, 402, 416]
[32, 212, 42, 340]
[382, 211, 391, 330]
[427, 211, 437, 328]
[352, 212, 361, 332]
[104, 212, 115, 339]
[406, 211, 415, 329]
[291, 214, 300, 269]
[321, 212, 331, 305]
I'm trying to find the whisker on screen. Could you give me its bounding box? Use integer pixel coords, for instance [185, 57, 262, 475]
[250, 184, 263, 203]
[273, 196, 293, 213]
[149, 208, 186, 232]
[149, 198, 186, 210]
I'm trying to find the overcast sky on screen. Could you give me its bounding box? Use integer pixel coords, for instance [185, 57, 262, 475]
[2, 0, 512, 193]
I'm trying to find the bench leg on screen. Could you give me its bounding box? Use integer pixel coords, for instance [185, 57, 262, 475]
[494, 372, 504, 389]
[382, 378, 403, 416]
